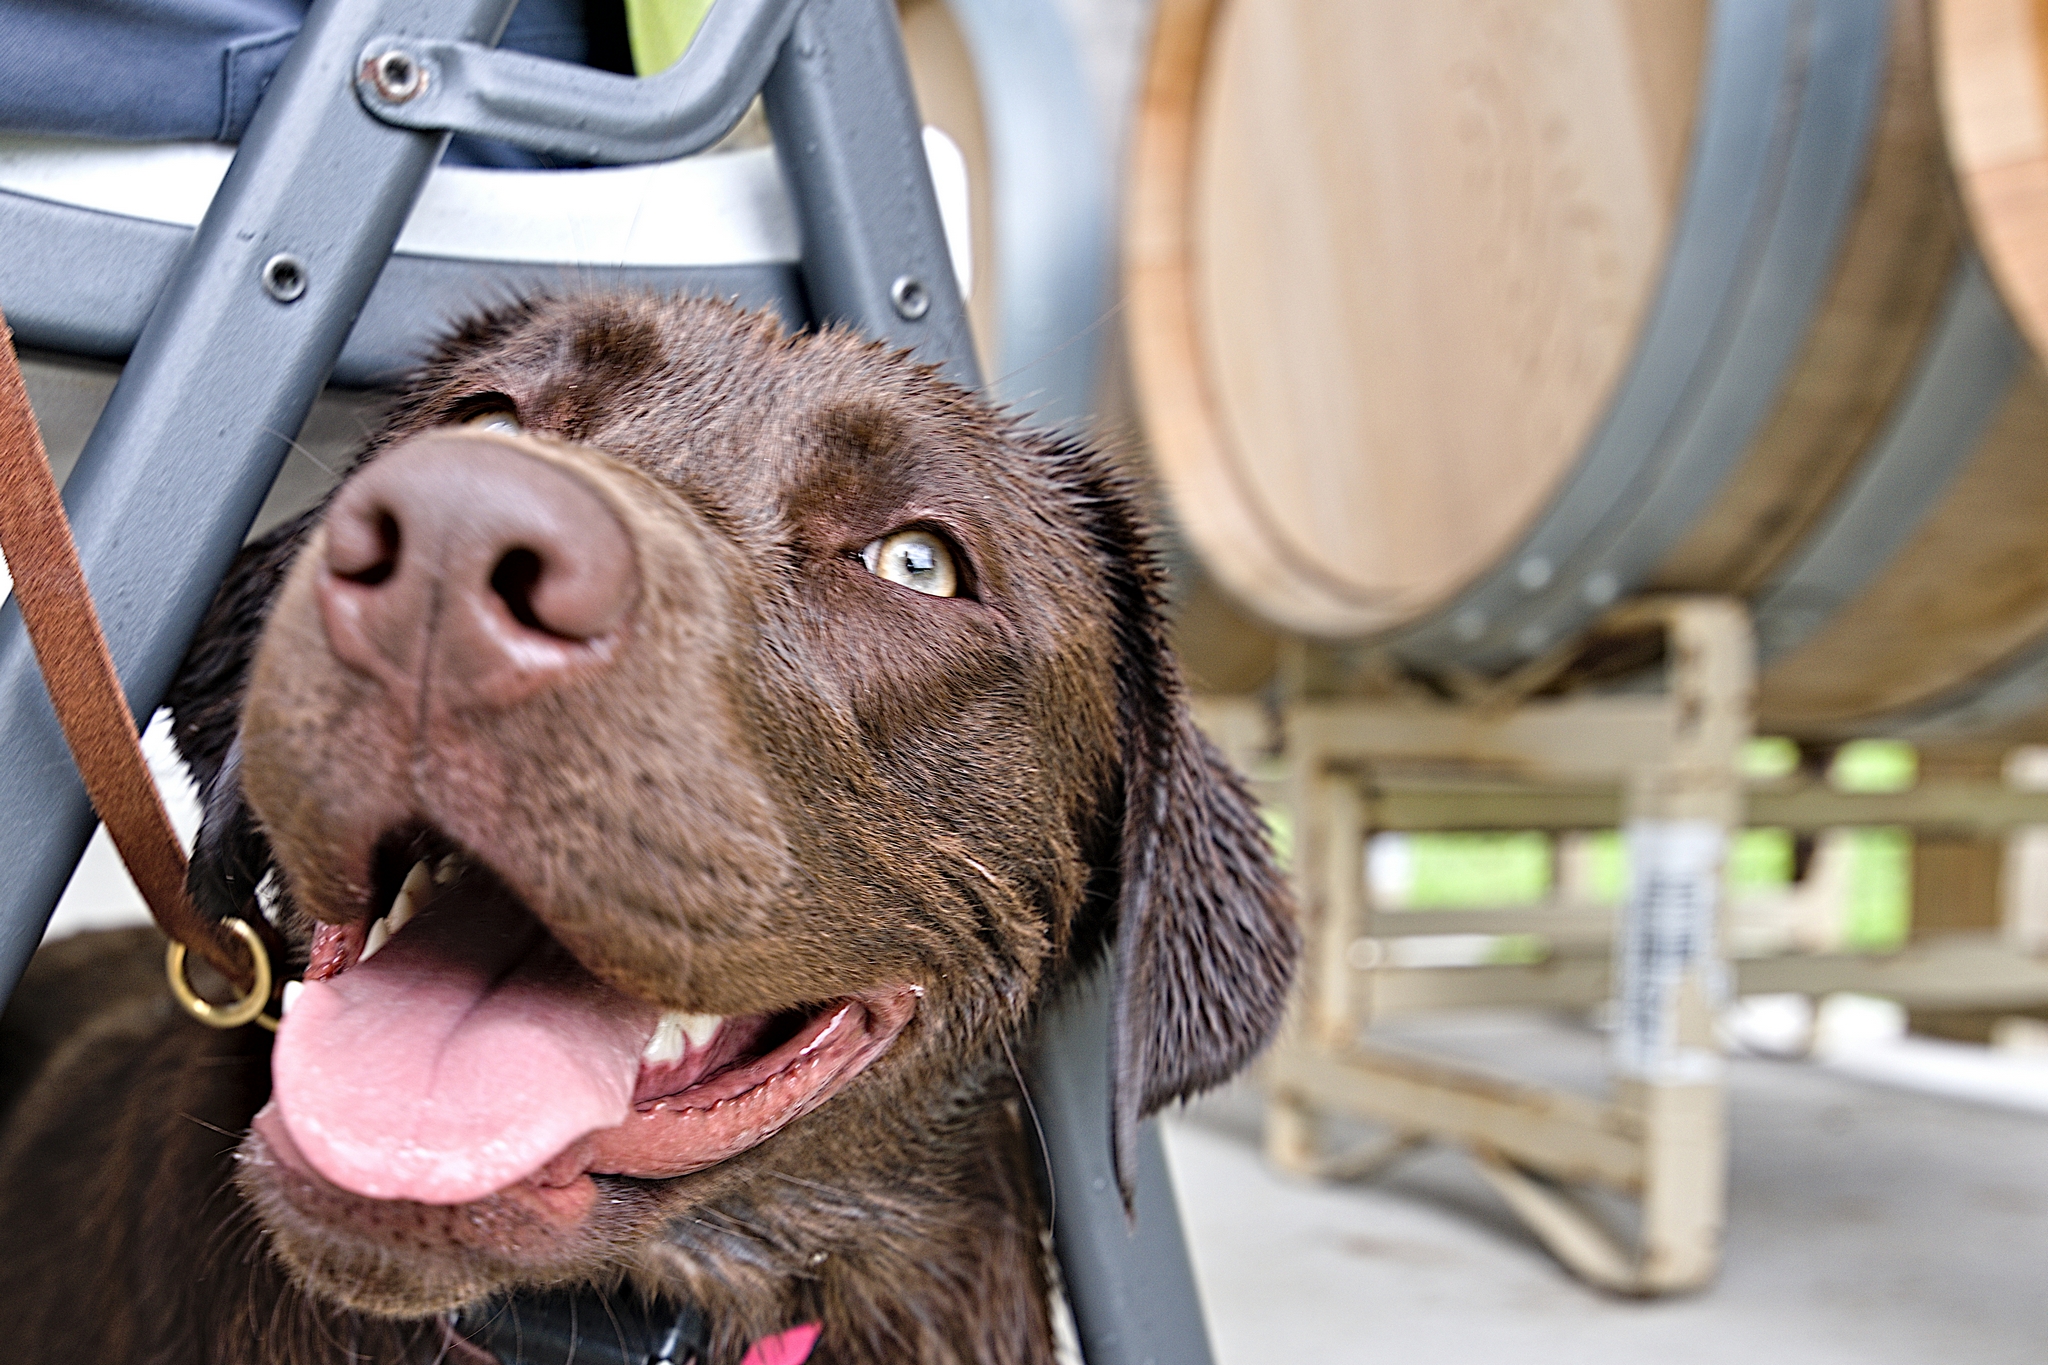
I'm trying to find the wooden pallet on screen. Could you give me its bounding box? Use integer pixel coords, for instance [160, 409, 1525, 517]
[1196, 596, 2048, 1295]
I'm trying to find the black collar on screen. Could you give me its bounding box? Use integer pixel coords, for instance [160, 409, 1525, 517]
[452, 1287, 708, 1365]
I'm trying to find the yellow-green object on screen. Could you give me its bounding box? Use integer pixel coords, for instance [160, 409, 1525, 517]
[1407, 832, 1552, 908]
[1261, 807, 1294, 870]
[1844, 827, 1911, 950]
[1832, 739, 1917, 792]
[625, 0, 717, 75]
[1741, 736, 1798, 780]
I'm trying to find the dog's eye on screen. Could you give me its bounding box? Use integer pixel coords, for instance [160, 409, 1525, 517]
[861, 530, 958, 598]
[465, 410, 523, 435]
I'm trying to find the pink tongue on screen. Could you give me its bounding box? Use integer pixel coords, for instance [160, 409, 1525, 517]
[272, 889, 658, 1205]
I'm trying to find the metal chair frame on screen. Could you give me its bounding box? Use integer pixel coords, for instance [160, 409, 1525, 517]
[0, 2, 1211, 1359]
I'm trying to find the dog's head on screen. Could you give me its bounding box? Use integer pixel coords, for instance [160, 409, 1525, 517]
[167, 296, 1296, 1320]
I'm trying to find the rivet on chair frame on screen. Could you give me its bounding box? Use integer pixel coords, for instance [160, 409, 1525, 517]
[368, 49, 426, 103]
[261, 254, 308, 303]
[890, 276, 930, 321]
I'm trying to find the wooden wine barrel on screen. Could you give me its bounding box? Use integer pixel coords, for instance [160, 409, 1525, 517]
[1884, 0, 2048, 742]
[1130, 0, 2048, 739]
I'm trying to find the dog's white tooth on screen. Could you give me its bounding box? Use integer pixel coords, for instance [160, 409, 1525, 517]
[362, 915, 392, 962]
[434, 854, 460, 885]
[388, 860, 432, 934]
[281, 980, 304, 1018]
[678, 1012, 723, 1049]
[644, 1012, 687, 1064]
[643, 1010, 724, 1063]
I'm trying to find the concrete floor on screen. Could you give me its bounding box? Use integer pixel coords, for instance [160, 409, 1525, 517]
[1166, 1014, 2048, 1365]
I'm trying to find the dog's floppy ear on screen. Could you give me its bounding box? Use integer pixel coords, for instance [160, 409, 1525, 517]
[1071, 446, 1300, 1206]
[1108, 662, 1298, 1204]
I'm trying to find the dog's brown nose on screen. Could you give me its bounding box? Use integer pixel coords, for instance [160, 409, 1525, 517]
[316, 431, 638, 710]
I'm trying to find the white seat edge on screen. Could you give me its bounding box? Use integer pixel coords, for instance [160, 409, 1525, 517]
[0, 129, 971, 297]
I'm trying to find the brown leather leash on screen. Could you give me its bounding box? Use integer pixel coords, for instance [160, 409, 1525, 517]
[0, 306, 278, 1029]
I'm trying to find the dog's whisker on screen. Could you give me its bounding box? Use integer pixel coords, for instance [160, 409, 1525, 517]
[200, 1179, 268, 1274]
[988, 295, 1127, 414]
[690, 1206, 779, 1243]
[176, 1110, 244, 1141]
[764, 1170, 856, 1199]
[958, 851, 1005, 891]
[259, 424, 342, 479]
[1001, 1033, 1056, 1237]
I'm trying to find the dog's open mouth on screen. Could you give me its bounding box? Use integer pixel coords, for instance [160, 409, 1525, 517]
[257, 834, 919, 1210]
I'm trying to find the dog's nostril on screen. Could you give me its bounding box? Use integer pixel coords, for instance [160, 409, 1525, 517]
[353, 512, 401, 586]
[315, 437, 637, 702]
[489, 548, 549, 633]
[329, 507, 403, 586]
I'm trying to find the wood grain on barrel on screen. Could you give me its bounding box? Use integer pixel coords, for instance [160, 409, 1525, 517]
[1130, 0, 1707, 637]
[1128, 0, 1286, 627]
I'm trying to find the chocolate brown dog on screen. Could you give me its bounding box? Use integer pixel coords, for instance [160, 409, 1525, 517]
[0, 296, 1296, 1364]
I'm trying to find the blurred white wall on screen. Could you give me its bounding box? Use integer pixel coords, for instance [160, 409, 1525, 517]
[41, 709, 196, 941]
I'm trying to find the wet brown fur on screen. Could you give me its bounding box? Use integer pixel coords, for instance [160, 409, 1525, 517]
[0, 296, 1296, 1363]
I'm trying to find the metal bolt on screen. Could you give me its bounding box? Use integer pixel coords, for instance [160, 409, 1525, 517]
[260, 253, 308, 303]
[1451, 609, 1487, 643]
[889, 275, 930, 321]
[368, 49, 425, 102]
[1516, 555, 1553, 591]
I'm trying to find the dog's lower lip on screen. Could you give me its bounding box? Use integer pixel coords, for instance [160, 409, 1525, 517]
[583, 986, 919, 1182]
[274, 846, 922, 1208]
[634, 999, 862, 1114]
[274, 833, 923, 1206]
[256, 985, 919, 1219]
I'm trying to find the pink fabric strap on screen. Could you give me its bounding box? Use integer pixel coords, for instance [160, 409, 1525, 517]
[739, 1323, 822, 1365]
